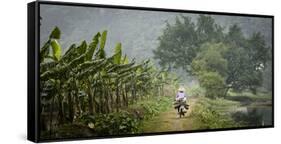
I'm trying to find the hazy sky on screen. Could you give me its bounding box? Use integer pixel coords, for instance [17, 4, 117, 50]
[40, 4, 272, 60]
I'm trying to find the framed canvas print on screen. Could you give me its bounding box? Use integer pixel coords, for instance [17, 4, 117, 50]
[28, 1, 274, 142]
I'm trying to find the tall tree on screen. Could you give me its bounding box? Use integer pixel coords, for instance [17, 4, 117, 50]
[153, 16, 198, 72]
[191, 42, 228, 98]
[153, 15, 224, 73]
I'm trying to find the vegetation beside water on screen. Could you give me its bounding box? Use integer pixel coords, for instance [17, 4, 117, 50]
[190, 87, 272, 129]
[190, 96, 241, 129]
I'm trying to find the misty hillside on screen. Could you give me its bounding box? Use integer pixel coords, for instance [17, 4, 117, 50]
[40, 4, 272, 62]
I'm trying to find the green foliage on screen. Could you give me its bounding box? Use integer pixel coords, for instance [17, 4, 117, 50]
[40, 27, 62, 62]
[191, 97, 240, 129]
[198, 72, 226, 98]
[40, 27, 175, 139]
[79, 112, 140, 135]
[153, 16, 198, 71]
[85, 32, 100, 60]
[95, 31, 107, 59]
[191, 42, 228, 98]
[122, 55, 129, 64]
[99, 31, 107, 51]
[131, 96, 172, 118]
[228, 90, 272, 103]
[113, 43, 122, 64]
[187, 85, 205, 97]
[40, 41, 50, 62]
[78, 40, 88, 55]
[196, 15, 224, 43]
[192, 42, 228, 76]
[154, 14, 271, 95]
[50, 39, 62, 61]
[225, 24, 246, 47]
[49, 26, 61, 39]
[153, 15, 224, 72]
[224, 25, 270, 92]
[76, 96, 172, 136]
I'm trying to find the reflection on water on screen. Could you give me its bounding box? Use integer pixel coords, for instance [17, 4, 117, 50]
[231, 106, 272, 126]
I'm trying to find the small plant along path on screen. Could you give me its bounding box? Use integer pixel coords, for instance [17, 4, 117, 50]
[142, 97, 198, 133]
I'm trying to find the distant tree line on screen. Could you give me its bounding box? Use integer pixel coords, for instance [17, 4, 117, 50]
[153, 15, 272, 98]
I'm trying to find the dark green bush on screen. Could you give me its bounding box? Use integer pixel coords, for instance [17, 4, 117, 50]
[79, 111, 140, 136]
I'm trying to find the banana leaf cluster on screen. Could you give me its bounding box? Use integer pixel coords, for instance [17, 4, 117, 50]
[39, 27, 174, 135]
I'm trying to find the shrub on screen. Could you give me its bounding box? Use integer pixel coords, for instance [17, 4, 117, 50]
[188, 84, 205, 97]
[79, 111, 140, 136]
[191, 97, 239, 129]
[198, 71, 226, 98]
[130, 96, 172, 119]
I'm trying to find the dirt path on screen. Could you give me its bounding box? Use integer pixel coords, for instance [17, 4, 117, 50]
[142, 98, 197, 133]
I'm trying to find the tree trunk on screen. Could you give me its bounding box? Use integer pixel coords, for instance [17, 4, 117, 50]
[223, 87, 230, 98]
[125, 85, 129, 106]
[74, 89, 81, 117]
[122, 85, 126, 107]
[131, 84, 136, 104]
[49, 95, 55, 136]
[87, 82, 94, 115]
[104, 88, 110, 113]
[109, 87, 114, 112]
[116, 80, 120, 112]
[68, 91, 74, 123]
[57, 94, 64, 124]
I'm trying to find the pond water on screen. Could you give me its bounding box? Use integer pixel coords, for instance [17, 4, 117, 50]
[247, 106, 272, 126]
[231, 106, 272, 126]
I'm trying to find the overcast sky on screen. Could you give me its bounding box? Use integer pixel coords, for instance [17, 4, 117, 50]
[40, 4, 272, 60]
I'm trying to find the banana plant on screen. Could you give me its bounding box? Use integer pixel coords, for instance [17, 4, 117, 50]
[40, 27, 176, 135]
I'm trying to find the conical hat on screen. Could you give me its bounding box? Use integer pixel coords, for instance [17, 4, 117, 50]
[178, 87, 185, 91]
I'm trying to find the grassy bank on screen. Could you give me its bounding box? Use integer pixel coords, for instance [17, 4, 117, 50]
[190, 89, 272, 129]
[190, 97, 240, 129]
[227, 90, 272, 106]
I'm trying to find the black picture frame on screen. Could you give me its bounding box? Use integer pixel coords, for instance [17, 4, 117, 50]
[28, 1, 274, 142]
